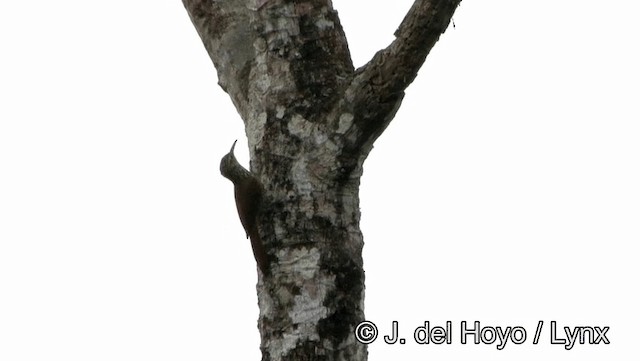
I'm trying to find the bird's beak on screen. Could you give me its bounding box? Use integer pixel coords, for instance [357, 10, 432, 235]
[230, 140, 237, 154]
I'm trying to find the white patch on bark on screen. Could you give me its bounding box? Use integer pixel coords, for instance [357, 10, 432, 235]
[324, 138, 339, 152]
[291, 157, 314, 216]
[266, 247, 334, 358]
[277, 247, 320, 279]
[253, 54, 271, 95]
[276, 105, 286, 119]
[248, 112, 267, 149]
[314, 193, 337, 224]
[288, 114, 313, 138]
[337, 113, 354, 134]
[253, 37, 267, 52]
[273, 219, 287, 239]
[265, 15, 300, 36]
[315, 18, 334, 30]
[343, 85, 357, 103]
[314, 131, 328, 145]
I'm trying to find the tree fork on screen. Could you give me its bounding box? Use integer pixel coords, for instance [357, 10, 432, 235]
[182, 1, 461, 360]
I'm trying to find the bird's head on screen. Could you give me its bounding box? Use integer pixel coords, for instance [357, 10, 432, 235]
[220, 140, 239, 180]
[220, 140, 253, 183]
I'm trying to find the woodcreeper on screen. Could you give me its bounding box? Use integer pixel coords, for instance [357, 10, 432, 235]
[220, 140, 269, 274]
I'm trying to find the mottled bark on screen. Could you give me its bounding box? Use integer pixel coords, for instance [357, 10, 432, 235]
[182, 0, 460, 360]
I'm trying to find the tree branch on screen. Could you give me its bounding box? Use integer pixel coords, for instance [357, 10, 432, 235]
[182, 0, 255, 112]
[183, 0, 354, 127]
[338, 0, 461, 152]
[363, 0, 460, 95]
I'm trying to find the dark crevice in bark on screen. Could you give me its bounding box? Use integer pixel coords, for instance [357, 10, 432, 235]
[318, 252, 364, 342]
[282, 340, 327, 361]
[238, 62, 253, 102]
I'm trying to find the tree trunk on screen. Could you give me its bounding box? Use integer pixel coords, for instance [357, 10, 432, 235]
[182, 1, 460, 360]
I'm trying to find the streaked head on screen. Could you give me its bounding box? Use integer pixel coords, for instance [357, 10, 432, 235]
[220, 140, 239, 180]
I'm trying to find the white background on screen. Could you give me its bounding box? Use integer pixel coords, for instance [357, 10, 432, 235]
[1, 1, 638, 360]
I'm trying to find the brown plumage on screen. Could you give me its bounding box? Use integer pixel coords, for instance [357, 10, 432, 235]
[220, 140, 269, 274]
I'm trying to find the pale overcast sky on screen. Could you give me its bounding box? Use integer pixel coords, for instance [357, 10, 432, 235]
[1, 1, 638, 360]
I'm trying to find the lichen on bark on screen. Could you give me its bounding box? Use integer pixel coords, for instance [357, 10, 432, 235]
[182, 1, 461, 360]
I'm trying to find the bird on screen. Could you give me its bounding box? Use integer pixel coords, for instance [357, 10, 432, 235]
[220, 140, 269, 275]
